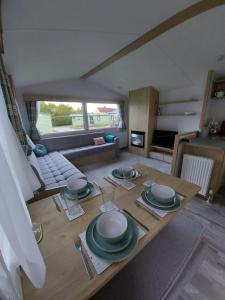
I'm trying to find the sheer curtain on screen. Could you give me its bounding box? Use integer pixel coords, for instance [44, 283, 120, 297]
[0, 86, 46, 298]
[118, 101, 126, 129]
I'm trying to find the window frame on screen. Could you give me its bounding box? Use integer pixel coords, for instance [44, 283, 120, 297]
[86, 102, 120, 131]
[36, 100, 121, 138]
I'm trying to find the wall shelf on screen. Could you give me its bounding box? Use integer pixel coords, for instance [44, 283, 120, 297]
[151, 145, 174, 154]
[159, 99, 198, 105]
[158, 112, 197, 116]
[211, 77, 225, 99]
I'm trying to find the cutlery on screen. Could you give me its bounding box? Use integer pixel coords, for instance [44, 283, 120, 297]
[104, 177, 118, 187]
[74, 236, 93, 280]
[52, 197, 61, 212]
[121, 209, 149, 232]
[135, 200, 161, 221]
[93, 181, 103, 193]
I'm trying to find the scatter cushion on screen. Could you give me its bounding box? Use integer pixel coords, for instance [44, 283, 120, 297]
[26, 134, 36, 150]
[93, 137, 106, 145]
[33, 144, 48, 157]
[28, 152, 45, 190]
[105, 134, 116, 143]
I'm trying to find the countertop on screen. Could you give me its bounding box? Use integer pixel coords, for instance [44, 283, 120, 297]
[182, 136, 225, 151]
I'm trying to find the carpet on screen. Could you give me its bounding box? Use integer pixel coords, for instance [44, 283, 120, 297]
[92, 212, 205, 300]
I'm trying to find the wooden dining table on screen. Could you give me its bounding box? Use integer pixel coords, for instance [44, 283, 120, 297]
[22, 164, 200, 300]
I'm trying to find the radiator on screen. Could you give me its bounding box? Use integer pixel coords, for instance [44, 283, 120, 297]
[180, 154, 214, 196]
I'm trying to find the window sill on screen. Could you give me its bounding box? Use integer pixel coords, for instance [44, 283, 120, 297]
[39, 127, 121, 139]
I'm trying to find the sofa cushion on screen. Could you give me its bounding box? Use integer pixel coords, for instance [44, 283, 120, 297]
[93, 137, 106, 145]
[105, 134, 116, 143]
[37, 152, 86, 189]
[60, 143, 115, 160]
[28, 152, 45, 191]
[33, 144, 48, 157]
[40, 132, 106, 152]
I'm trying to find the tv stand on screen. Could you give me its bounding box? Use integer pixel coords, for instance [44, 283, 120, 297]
[149, 145, 173, 164]
[149, 131, 198, 171]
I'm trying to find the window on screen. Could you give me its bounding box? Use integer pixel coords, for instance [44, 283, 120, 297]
[37, 101, 84, 135]
[87, 103, 119, 129]
[36, 101, 120, 136]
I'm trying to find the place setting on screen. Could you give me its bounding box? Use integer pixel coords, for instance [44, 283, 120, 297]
[53, 178, 102, 221]
[136, 183, 184, 219]
[79, 209, 146, 275]
[105, 166, 141, 190]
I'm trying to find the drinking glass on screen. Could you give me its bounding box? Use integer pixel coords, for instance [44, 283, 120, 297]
[101, 185, 116, 211]
[142, 169, 156, 187]
[64, 192, 81, 216]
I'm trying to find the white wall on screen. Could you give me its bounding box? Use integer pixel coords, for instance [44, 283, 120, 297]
[157, 85, 204, 133]
[16, 78, 128, 148]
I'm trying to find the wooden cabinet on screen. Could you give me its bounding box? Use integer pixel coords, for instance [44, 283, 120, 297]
[128, 86, 159, 157]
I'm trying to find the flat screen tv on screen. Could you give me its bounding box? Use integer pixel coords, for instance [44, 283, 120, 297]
[153, 130, 178, 149]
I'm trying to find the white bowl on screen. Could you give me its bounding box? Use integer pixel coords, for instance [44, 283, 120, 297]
[96, 211, 128, 243]
[151, 184, 175, 203]
[118, 166, 133, 177]
[67, 178, 87, 194]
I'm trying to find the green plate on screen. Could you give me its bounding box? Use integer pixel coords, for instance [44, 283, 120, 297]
[112, 169, 136, 179]
[86, 213, 138, 262]
[92, 219, 133, 253]
[145, 188, 176, 208]
[141, 190, 181, 211]
[61, 182, 94, 202]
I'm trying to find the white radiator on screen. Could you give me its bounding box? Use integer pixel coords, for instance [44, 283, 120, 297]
[180, 154, 214, 196]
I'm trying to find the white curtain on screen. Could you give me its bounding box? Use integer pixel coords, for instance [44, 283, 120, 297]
[0, 86, 46, 298]
[118, 101, 126, 129]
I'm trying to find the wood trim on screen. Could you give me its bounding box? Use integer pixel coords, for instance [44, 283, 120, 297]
[27, 187, 62, 203]
[171, 131, 197, 176]
[160, 98, 198, 105]
[199, 70, 214, 128]
[23, 93, 126, 103]
[128, 86, 159, 157]
[71, 149, 116, 167]
[151, 145, 174, 154]
[80, 0, 225, 79]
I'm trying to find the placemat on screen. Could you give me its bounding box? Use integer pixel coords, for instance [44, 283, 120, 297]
[108, 170, 140, 190]
[79, 226, 146, 274]
[54, 182, 101, 221]
[136, 194, 184, 218]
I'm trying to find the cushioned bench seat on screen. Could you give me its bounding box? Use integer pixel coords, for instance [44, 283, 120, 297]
[40, 131, 120, 161]
[60, 142, 115, 160]
[27, 132, 119, 194]
[29, 151, 86, 191]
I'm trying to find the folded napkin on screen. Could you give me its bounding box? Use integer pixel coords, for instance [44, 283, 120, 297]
[108, 170, 141, 191]
[136, 193, 184, 219]
[55, 194, 85, 221]
[79, 225, 146, 275]
[55, 182, 101, 221]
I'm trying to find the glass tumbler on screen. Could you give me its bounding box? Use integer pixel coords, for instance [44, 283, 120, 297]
[101, 185, 116, 212]
[64, 191, 81, 216]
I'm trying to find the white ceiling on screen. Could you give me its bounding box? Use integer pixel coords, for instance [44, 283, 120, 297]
[2, 0, 225, 95]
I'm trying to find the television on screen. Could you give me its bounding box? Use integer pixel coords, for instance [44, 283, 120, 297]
[153, 130, 178, 149]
